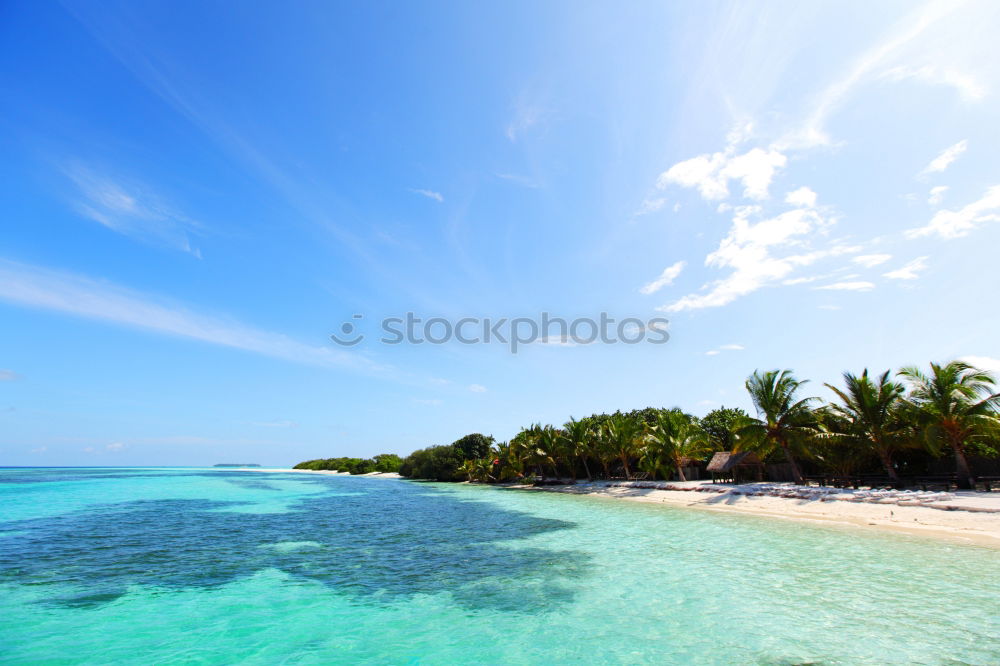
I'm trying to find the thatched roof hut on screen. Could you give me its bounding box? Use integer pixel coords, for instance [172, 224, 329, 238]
[707, 451, 764, 482]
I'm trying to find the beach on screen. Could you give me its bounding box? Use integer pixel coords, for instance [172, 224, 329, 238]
[516, 480, 1000, 547]
[237, 468, 1000, 547]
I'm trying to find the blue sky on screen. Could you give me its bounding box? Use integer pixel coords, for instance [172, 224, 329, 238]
[3, 1, 1000, 466]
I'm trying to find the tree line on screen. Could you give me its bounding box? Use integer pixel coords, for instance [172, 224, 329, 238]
[294, 453, 403, 475]
[394, 361, 1000, 489]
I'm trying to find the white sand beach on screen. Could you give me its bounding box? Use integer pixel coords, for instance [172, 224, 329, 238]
[229, 468, 1000, 546]
[519, 480, 1000, 547]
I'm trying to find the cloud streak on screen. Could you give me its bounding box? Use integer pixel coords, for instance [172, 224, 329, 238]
[65, 163, 203, 256]
[639, 261, 685, 295]
[410, 188, 444, 203]
[906, 185, 1000, 239]
[920, 140, 967, 176]
[0, 259, 384, 373]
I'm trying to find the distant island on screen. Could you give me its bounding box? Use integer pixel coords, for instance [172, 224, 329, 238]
[213, 464, 262, 468]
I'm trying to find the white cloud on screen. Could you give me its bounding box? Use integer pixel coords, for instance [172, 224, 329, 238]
[634, 198, 667, 216]
[884, 66, 986, 102]
[920, 140, 967, 176]
[906, 185, 1000, 239]
[495, 173, 540, 188]
[661, 206, 832, 312]
[468, 384, 487, 393]
[0, 259, 385, 374]
[816, 281, 875, 292]
[852, 254, 892, 268]
[413, 398, 443, 406]
[706, 343, 744, 356]
[817, 305, 842, 311]
[0, 369, 21, 381]
[657, 147, 786, 201]
[106, 442, 126, 452]
[30, 446, 48, 454]
[785, 187, 817, 208]
[928, 186, 948, 206]
[883, 256, 928, 280]
[65, 163, 202, 256]
[83, 447, 95, 453]
[410, 188, 444, 203]
[787, 1, 967, 149]
[505, 96, 548, 141]
[639, 261, 686, 295]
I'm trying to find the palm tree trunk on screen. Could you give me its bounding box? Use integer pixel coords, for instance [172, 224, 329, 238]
[952, 442, 975, 490]
[675, 456, 687, 482]
[781, 443, 804, 484]
[582, 457, 593, 481]
[619, 455, 631, 480]
[877, 449, 900, 482]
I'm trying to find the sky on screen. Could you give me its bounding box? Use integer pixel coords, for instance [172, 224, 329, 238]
[3, 0, 1000, 466]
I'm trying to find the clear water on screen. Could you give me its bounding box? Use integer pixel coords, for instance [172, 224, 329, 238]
[1, 468, 998, 664]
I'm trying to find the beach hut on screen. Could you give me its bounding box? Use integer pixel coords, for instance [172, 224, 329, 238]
[707, 451, 764, 484]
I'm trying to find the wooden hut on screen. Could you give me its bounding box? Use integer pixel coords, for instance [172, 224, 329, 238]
[707, 451, 764, 484]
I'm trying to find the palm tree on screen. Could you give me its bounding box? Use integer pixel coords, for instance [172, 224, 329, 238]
[740, 369, 817, 485]
[823, 369, 907, 482]
[561, 417, 594, 481]
[643, 410, 710, 481]
[898, 361, 1000, 489]
[601, 413, 645, 479]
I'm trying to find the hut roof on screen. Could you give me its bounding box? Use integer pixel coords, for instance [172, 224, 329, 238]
[706, 451, 762, 473]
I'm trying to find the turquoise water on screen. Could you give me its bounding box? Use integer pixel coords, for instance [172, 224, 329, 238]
[1, 468, 999, 664]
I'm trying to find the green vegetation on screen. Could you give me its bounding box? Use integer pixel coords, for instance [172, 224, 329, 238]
[298, 360, 1000, 490]
[293, 453, 402, 474]
[395, 360, 1000, 489]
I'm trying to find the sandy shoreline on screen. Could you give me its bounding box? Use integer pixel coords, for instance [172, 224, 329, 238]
[225, 467, 403, 478]
[225, 468, 1000, 547]
[515, 481, 1000, 548]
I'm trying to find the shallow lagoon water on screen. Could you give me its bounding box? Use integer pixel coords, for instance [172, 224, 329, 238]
[1, 468, 998, 664]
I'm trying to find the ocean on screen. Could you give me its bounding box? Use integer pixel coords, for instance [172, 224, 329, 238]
[1, 467, 998, 664]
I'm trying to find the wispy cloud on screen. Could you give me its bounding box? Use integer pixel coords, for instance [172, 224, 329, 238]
[816, 281, 875, 292]
[852, 254, 892, 268]
[468, 384, 487, 393]
[106, 442, 127, 452]
[883, 66, 986, 102]
[920, 140, 967, 176]
[639, 261, 685, 295]
[660, 206, 843, 312]
[657, 146, 786, 201]
[784, 187, 817, 208]
[928, 186, 948, 206]
[906, 185, 1000, 239]
[883, 256, 928, 280]
[0, 259, 385, 374]
[787, 1, 966, 149]
[410, 188, 444, 203]
[505, 96, 548, 142]
[0, 369, 21, 381]
[494, 173, 540, 188]
[65, 162, 203, 256]
[634, 197, 667, 216]
[705, 343, 744, 356]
